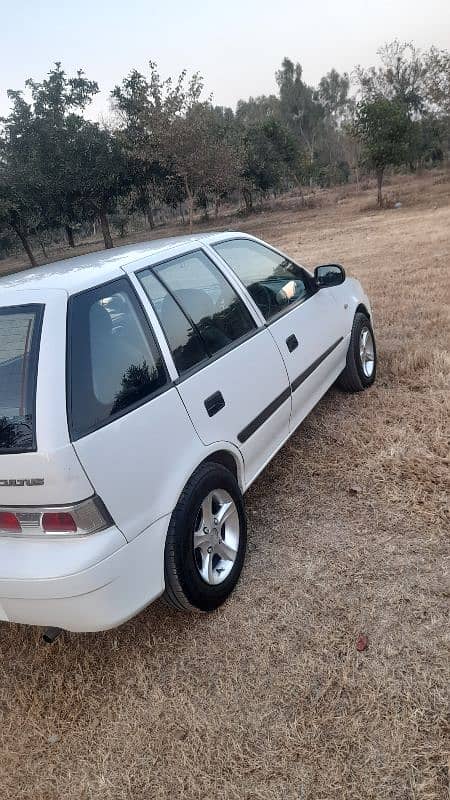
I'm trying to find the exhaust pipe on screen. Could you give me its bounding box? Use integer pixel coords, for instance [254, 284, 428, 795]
[42, 627, 62, 644]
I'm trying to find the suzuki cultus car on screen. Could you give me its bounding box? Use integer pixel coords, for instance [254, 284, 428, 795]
[0, 233, 376, 633]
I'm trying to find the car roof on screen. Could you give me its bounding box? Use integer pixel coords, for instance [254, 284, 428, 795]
[0, 231, 250, 295]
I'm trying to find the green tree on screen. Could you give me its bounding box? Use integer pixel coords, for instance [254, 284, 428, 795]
[0, 92, 43, 266]
[411, 116, 446, 167]
[235, 95, 282, 126]
[423, 47, 450, 155]
[4, 63, 128, 254]
[355, 41, 449, 119]
[135, 62, 240, 232]
[199, 105, 242, 217]
[0, 185, 41, 267]
[354, 42, 449, 171]
[318, 68, 351, 124]
[68, 121, 130, 248]
[352, 98, 413, 206]
[423, 47, 450, 117]
[240, 117, 299, 211]
[112, 70, 168, 230]
[0, 63, 99, 261]
[114, 67, 217, 227]
[19, 63, 98, 247]
[276, 58, 325, 182]
[355, 41, 427, 113]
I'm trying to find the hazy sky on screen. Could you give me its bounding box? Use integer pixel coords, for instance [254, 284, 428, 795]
[1, 0, 449, 119]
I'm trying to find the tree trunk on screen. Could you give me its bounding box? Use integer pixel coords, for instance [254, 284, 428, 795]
[188, 196, 194, 233]
[242, 187, 253, 213]
[214, 197, 220, 219]
[376, 168, 384, 208]
[39, 239, 48, 259]
[293, 175, 306, 207]
[13, 225, 37, 267]
[99, 212, 113, 249]
[65, 225, 75, 247]
[309, 145, 314, 188]
[146, 207, 155, 230]
[184, 178, 194, 234]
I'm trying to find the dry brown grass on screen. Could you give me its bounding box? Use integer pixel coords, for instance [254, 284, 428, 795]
[0, 171, 449, 800]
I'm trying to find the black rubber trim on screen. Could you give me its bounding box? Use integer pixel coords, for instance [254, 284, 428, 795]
[237, 385, 291, 444]
[237, 336, 344, 444]
[291, 337, 343, 392]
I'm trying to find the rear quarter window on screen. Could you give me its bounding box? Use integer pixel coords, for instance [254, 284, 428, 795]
[0, 305, 43, 453]
[67, 278, 169, 439]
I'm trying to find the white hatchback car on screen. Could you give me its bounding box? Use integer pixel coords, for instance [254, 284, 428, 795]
[0, 232, 376, 635]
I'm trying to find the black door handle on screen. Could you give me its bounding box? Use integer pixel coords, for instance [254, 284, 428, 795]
[286, 334, 299, 352]
[204, 391, 225, 417]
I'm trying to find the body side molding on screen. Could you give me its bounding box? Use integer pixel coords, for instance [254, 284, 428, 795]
[237, 337, 344, 444]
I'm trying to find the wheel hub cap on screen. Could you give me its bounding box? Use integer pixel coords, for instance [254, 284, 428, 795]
[359, 326, 375, 378]
[193, 490, 240, 585]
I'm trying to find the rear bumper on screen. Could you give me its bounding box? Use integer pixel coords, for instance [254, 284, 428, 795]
[0, 515, 169, 632]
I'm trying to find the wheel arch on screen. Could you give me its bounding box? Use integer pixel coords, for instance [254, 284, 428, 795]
[199, 449, 243, 490]
[164, 445, 245, 541]
[356, 302, 371, 320]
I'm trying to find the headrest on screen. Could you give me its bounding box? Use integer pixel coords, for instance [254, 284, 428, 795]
[90, 302, 113, 339]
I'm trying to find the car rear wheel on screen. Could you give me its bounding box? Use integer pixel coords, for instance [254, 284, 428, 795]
[163, 462, 247, 612]
[337, 311, 377, 392]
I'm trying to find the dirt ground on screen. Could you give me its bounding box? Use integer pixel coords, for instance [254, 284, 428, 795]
[0, 172, 449, 800]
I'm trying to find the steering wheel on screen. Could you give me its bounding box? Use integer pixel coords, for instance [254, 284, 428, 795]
[248, 283, 274, 319]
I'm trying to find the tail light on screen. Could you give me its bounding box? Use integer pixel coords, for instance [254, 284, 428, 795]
[42, 512, 77, 533]
[0, 495, 113, 537]
[0, 511, 22, 533]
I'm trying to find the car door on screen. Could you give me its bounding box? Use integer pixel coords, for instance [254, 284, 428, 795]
[135, 248, 291, 487]
[67, 276, 205, 541]
[212, 237, 347, 433]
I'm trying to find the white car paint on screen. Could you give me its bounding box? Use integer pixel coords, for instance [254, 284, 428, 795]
[0, 232, 372, 632]
[174, 329, 291, 487]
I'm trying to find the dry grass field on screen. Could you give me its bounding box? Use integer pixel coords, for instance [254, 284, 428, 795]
[0, 172, 449, 800]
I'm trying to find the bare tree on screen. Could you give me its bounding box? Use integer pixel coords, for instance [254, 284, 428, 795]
[138, 64, 239, 232]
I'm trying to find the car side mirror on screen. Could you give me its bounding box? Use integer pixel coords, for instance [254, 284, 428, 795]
[314, 264, 346, 289]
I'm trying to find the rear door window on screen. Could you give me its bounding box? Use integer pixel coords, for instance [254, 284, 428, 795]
[68, 278, 168, 439]
[138, 250, 256, 376]
[138, 270, 210, 375]
[0, 305, 43, 453]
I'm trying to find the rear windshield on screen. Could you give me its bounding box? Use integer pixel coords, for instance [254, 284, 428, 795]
[0, 305, 43, 453]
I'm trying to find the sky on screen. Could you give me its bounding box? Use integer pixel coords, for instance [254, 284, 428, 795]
[1, 0, 449, 120]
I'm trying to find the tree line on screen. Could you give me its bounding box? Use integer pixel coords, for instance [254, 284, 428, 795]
[0, 40, 448, 266]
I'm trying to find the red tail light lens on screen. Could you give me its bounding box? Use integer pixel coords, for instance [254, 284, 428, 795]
[42, 512, 77, 533]
[0, 496, 112, 537]
[0, 511, 22, 533]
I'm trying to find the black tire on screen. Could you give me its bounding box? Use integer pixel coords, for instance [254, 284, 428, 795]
[337, 311, 377, 392]
[163, 462, 247, 612]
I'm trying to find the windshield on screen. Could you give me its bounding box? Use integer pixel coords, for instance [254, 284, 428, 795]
[0, 305, 43, 453]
